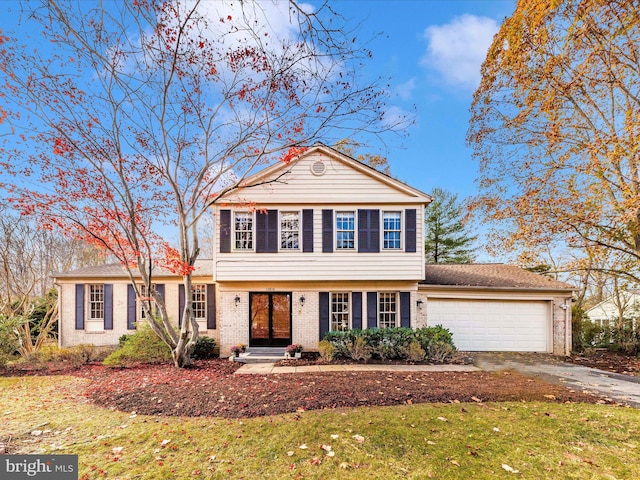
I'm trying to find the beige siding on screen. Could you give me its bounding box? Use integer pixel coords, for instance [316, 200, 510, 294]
[214, 206, 425, 281]
[227, 152, 427, 205]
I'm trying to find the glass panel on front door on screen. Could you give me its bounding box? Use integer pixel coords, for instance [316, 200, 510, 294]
[250, 293, 291, 346]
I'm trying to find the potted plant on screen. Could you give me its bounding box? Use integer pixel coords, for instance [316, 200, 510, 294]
[285, 344, 302, 359]
[230, 345, 242, 358]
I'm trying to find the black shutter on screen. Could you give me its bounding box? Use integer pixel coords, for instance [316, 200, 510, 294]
[178, 284, 185, 327]
[367, 292, 377, 329]
[322, 209, 333, 252]
[358, 209, 380, 253]
[104, 284, 113, 330]
[405, 209, 417, 253]
[220, 210, 231, 253]
[256, 209, 278, 253]
[352, 292, 362, 330]
[400, 292, 411, 328]
[207, 284, 216, 329]
[75, 284, 85, 330]
[319, 292, 329, 340]
[302, 209, 314, 252]
[127, 284, 136, 329]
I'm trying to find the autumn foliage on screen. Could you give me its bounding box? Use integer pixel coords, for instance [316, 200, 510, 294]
[468, 0, 640, 279]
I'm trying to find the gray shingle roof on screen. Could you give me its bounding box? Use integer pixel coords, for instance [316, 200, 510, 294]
[53, 259, 213, 278]
[420, 263, 574, 291]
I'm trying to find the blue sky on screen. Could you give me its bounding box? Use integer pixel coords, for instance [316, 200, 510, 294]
[334, 0, 516, 199]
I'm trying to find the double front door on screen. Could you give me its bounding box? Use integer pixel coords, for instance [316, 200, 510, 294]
[249, 292, 291, 347]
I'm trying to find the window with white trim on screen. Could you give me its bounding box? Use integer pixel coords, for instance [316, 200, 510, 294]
[234, 212, 253, 250]
[280, 211, 300, 249]
[192, 284, 207, 320]
[330, 292, 350, 331]
[383, 211, 402, 249]
[378, 292, 398, 328]
[137, 284, 156, 321]
[336, 211, 355, 249]
[88, 284, 104, 321]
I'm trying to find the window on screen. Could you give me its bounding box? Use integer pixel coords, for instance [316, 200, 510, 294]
[378, 292, 398, 328]
[280, 211, 300, 249]
[88, 284, 104, 321]
[234, 212, 253, 250]
[336, 211, 355, 249]
[383, 211, 401, 249]
[137, 284, 156, 321]
[331, 293, 350, 331]
[192, 284, 207, 320]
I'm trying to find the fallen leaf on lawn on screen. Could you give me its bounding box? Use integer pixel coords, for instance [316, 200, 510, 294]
[339, 462, 350, 469]
[326, 451, 335, 457]
[286, 451, 294, 457]
[502, 464, 519, 473]
[310, 457, 322, 465]
[427, 441, 436, 445]
[437, 417, 448, 422]
[321, 444, 332, 452]
[450, 460, 460, 466]
[353, 435, 365, 443]
[330, 434, 339, 439]
[112, 447, 123, 455]
[296, 407, 306, 413]
[493, 427, 500, 432]
[298, 444, 308, 450]
[160, 439, 171, 447]
[544, 394, 556, 400]
[471, 396, 482, 403]
[31, 430, 43, 436]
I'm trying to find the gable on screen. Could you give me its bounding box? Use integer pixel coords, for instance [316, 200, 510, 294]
[220, 145, 431, 206]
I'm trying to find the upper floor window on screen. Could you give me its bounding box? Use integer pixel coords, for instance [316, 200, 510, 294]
[383, 211, 402, 249]
[192, 284, 207, 320]
[336, 211, 355, 249]
[88, 284, 104, 321]
[331, 292, 350, 331]
[234, 212, 253, 250]
[379, 292, 398, 328]
[280, 211, 300, 250]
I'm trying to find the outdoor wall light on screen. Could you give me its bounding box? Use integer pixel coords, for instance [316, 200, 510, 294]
[300, 295, 306, 306]
[234, 295, 241, 306]
[416, 299, 424, 310]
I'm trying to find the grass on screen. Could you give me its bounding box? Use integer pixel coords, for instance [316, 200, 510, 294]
[1, 376, 639, 479]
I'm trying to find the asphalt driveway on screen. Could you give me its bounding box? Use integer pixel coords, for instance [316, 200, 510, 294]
[475, 352, 640, 408]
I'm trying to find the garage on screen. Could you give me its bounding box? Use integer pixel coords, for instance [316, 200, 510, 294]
[426, 298, 550, 352]
[419, 263, 574, 355]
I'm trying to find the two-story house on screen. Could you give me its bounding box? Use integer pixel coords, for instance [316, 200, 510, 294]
[54, 144, 574, 355]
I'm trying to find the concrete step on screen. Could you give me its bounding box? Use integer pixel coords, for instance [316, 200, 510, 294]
[233, 347, 285, 363]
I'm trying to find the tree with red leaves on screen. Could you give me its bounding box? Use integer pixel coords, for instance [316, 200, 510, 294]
[0, 0, 398, 367]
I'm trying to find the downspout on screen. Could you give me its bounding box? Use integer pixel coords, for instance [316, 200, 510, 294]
[53, 281, 61, 348]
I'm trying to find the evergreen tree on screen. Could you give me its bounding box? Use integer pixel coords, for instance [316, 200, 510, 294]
[425, 188, 476, 264]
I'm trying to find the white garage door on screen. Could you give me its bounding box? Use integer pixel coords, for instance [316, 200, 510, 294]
[427, 299, 549, 352]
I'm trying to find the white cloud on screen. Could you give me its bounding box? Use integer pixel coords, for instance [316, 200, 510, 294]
[395, 77, 416, 101]
[421, 14, 499, 91]
[381, 105, 413, 130]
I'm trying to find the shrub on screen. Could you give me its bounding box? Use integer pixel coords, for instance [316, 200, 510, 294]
[318, 339, 337, 362]
[119, 333, 133, 348]
[103, 325, 172, 366]
[403, 341, 426, 362]
[0, 315, 21, 357]
[191, 336, 217, 360]
[346, 336, 371, 362]
[429, 342, 456, 363]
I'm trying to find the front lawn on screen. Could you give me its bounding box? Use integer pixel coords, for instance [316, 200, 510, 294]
[1, 375, 638, 479]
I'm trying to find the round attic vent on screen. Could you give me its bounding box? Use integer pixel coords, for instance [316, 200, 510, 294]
[311, 160, 326, 176]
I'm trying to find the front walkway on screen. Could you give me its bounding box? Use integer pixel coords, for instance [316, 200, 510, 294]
[475, 352, 640, 408]
[235, 363, 479, 375]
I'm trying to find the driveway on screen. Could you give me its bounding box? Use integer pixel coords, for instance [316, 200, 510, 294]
[475, 352, 640, 408]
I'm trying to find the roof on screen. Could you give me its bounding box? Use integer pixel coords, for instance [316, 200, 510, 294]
[420, 264, 574, 291]
[53, 258, 213, 279]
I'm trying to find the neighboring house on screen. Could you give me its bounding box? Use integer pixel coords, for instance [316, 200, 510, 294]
[585, 290, 640, 329]
[54, 144, 574, 355]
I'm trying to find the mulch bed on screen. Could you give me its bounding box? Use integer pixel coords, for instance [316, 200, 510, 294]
[567, 350, 640, 376]
[62, 359, 609, 419]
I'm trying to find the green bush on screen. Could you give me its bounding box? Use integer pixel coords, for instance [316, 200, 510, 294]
[0, 315, 21, 356]
[191, 336, 217, 360]
[103, 325, 172, 366]
[119, 333, 134, 348]
[321, 326, 456, 362]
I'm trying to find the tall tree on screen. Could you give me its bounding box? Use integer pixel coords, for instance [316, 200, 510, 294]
[0, 0, 400, 366]
[468, 0, 640, 282]
[424, 188, 476, 264]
